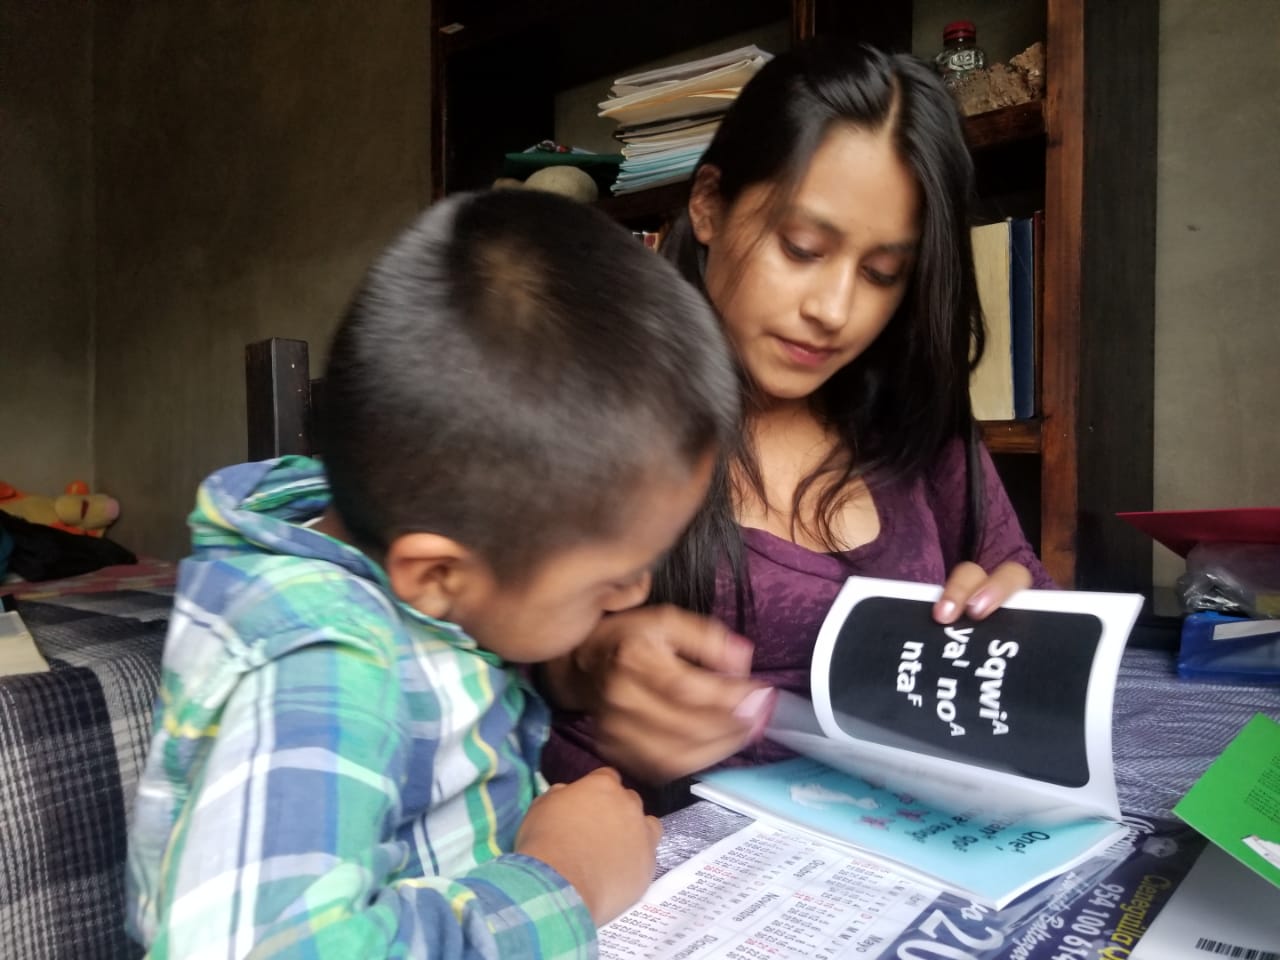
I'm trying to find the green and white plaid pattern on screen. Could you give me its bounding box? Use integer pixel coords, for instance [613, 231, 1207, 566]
[125, 457, 594, 959]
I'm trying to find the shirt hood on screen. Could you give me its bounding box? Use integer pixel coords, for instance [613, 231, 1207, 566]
[189, 456, 381, 582]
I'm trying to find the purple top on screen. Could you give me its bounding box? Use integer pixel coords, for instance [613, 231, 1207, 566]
[542, 438, 1055, 781]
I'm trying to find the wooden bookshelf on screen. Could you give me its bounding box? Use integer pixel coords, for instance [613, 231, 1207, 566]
[982, 419, 1042, 455]
[963, 99, 1046, 151]
[595, 181, 691, 224]
[431, 0, 1158, 591]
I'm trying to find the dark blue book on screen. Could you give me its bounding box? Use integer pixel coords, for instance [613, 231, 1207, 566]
[1010, 217, 1037, 419]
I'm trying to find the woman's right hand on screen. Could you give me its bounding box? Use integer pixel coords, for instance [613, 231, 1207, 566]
[541, 605, 776, 783]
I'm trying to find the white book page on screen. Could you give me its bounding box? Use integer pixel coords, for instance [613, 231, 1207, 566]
[788, 577, 1142, 822]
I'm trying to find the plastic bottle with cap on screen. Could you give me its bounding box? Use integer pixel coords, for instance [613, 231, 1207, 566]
[934, 21, 987, 88]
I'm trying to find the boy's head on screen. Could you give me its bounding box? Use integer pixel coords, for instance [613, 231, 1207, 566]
[320, 189, 738, 661]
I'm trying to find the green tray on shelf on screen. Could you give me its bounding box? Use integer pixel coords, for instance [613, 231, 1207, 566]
[502, 150, 624, 190]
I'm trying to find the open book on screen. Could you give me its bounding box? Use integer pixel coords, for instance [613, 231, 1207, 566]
[691, 576, 1144, 909]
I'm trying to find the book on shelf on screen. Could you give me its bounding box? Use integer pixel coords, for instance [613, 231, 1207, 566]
[970, 221, 1015, 420]
[1011, 214, 1038, 419]
[600, 46, 769, 122]
[613, 115, 722, 149]
[690, 576, 1144, 909]
[606, 45, 771, 95]
[971, 216, 1039, 421]
[631, 229, 661, 250]
[598, 45, 771, 195]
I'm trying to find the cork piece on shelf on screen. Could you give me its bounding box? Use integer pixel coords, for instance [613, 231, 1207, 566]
[953, 41, 1046, 117]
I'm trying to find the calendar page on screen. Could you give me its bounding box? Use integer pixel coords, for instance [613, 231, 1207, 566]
[601, 813, 1203, 960]
[599, 820, 938, 960]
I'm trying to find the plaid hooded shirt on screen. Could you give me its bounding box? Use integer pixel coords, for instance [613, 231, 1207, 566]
[125, 457, 595, 959]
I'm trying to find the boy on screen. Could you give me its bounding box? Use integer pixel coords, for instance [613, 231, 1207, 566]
[125, 189, 738, 958]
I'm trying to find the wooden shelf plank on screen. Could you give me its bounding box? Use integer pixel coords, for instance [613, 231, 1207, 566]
[963, 99, 1045, 152]
[981, 418, 1042, 455]
[596, 180, 691, 223]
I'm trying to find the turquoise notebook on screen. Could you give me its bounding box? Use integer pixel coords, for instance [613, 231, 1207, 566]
[695, 756, 1127, 909]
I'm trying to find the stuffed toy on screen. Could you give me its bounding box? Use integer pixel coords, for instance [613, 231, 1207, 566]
[0, 480, 120, 537]
[0, 482, 59, 527]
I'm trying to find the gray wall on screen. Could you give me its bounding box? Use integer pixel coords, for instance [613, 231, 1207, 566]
[92, 2, 431, 559]
[1152, 0, 1280, 585]
[1, 2, 95, 494]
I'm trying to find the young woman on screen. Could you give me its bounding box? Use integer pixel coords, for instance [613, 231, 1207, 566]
[540, 40, 1055, 795]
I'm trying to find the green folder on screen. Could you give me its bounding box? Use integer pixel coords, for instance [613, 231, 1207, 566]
[1175, 712, 1280, 890]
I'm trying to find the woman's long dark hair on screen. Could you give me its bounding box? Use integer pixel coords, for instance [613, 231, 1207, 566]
[652, 40, 987, 624]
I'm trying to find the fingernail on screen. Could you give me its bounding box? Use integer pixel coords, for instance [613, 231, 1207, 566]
[747, 689, 778, 742]
[936, 599, 959, 622]
[967, 592, 992, 617]
[734, 686, 776, 725]
[725, 632, 754, 676]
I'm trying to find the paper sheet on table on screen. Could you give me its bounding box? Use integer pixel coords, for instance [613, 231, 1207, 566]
[1130, 843, 1280, 959]
[0, 610, 50, 676]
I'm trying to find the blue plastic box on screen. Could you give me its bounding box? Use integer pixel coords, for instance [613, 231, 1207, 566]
[1178, 611, 1280, 684]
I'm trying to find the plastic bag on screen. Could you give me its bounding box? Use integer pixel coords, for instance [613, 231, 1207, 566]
[1175, 541, 1280, 618]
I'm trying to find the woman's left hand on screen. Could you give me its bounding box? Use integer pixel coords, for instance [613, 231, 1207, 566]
[932, 561, 1033, 624]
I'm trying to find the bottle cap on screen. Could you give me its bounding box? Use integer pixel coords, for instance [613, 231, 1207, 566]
[943, 20, 977, 41]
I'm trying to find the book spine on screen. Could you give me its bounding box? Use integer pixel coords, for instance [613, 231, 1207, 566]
[1010, 216, 1037, 419]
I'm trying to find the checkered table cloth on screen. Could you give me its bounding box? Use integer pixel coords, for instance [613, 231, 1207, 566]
[1, 588, 172, 960]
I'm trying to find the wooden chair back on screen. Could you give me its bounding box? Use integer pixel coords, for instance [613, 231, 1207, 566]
[245, 338, 323, 460]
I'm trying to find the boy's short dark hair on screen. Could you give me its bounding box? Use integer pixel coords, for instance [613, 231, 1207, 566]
[321, 188, 738, 582]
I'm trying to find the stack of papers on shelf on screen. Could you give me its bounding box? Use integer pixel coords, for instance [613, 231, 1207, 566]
[598, 45, 771, 195]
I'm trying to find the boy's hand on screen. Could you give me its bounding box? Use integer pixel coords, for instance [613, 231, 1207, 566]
[515, 767, 662, 926]
[541, 605, 775, 782]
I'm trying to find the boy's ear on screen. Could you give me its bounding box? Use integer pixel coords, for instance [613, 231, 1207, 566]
[384, 532, 489, 621]
[688, 165, 725, 246]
